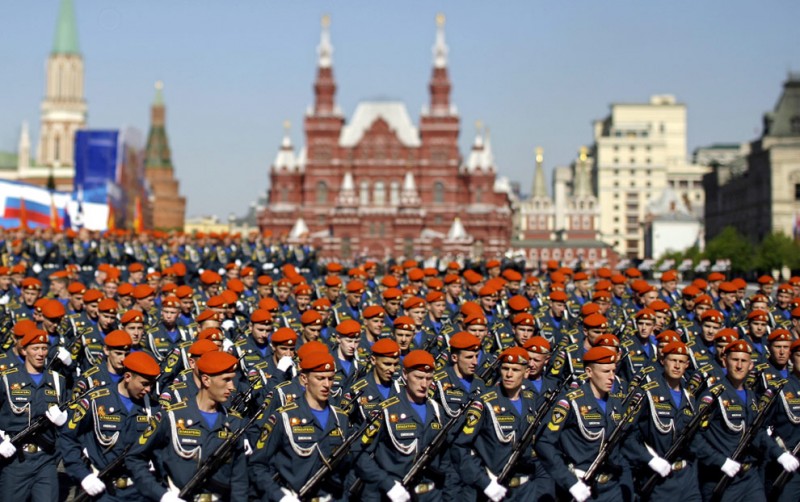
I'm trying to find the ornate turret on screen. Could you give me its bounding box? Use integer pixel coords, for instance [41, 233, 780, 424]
[532, 147, 548, 198]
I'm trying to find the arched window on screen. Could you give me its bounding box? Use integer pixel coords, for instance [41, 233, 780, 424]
[390, 181, 400, 205]
[315, 181, 328, 205]
[374, 181, 386, 206]
[53, 136, 60, 163]
[433, 182, 445, 204]
[359, 181, 370, 205]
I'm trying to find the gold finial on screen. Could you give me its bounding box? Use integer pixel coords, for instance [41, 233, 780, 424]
[436, 13, 445, 27]
[475, 120, 483, 132]
[155, 80, 164, 91]
[321, 14, 331, 28]
[283, 120, 291, 132]
[535, 147, 543, 164]
[579, 146, 587, 162]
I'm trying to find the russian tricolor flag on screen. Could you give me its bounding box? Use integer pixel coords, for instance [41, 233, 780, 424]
[0, 180, 72, 229]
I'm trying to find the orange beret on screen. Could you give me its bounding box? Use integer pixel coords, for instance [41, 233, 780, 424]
[694, 294, 713, 306]
[363, 305, 385, 319]
[747, 310, 769, 323]
[661, 270, 678, 282]
[486, 260, 501, 269]
[297, 341, 329, 360]
[132, 285, 154, 300]
[104, 330, 132, 349]
[631, 280, 655, 295]
[449, 332, 481, 351]
[257, 275, 273, 286]
[523, 336, 551, 354]
[336, 320, 361, 338]
[594, 280, 612, 292]
[584, 347, 618, 364]
[117, 283, 134, 297]
[189, 339, 219, 356]
[67, 282, 87, 294]
[12, 319, 37, 338]
[200, 270, 222, 285]
[98, 298, 118, 314]
[656, 330, 682, 344]
[197, 351, 238, 375]
[549, 291, 568, 302]
[407, 269, 425, 282]
[625, 268, 642, 278]
[250, 309, 273, 324]
[713, 328, 739, 344]
[463, 313, 488, 327]
[502, 269, 522, 282]
[128, 263, 144, 273]
[220, 290, 238, 305]
[272, 327, 298, 346]
[346, 280, 365, 293]
[583, 313, 608, 329]
[508, 295, 531, 312]
[382, 288, 402, 300]
[403, 350, 435, 371]
[700, 309, 724, 324]
[768, 329, 793, 343]
[294, 284, 312, 297]
[83, 289, 104, 303]
[719, 281, 737, 293]
[649, 301, 670, 313]
[196, 310, 219, 323]
[227, 279, 244, 294]
[34, 298, 48, 313]
[594, 334, 620, 349]
[326, 262, 343, 273]
[372, 338, 401, 357]
[425, 291, 444, 303]
[791, 339, 800, 354]
[122, 352, 161, 377]
[478, 285, 496, 297]
[757, 275, 775, 285]
[381, 276, 400, 288]
[325, 275, 342, 287]
[635, 308, 656, 321]
[708, 272, 726, 282]
[21, 277, 42, 290]
[393, 316, 416, 331]
[301, 310, 323, 326]
[120, 309, 144, 325]
[300, 351, 336, 372]
[175, 285, 193, 299]
[206, 295, 228, 308]
[258, 298, 279, 311]
[161, 282, 177, 295]
[312, 298, 332, 311]
[723, 339, 752, 355]
[499, 347, 529, 365]
[21, 329, 49, 347]
[42, 299, 66, 319]
[444, 274, 460, 285]
[197, 328, 224, 341]
[581, 303, 601, 316]
[403, 296, 425, 310]
[512, 313, 535, 327]
[662, 341, 689, 356]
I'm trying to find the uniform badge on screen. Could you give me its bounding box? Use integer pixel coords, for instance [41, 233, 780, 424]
[286, 394, 294, 404]
[139, 417, 158, 445]
[362, 423, 379, 444]
[97, 406, 106, 417]
[389, 414, 398, 423]
[177, 418, 186, 430]
[290, 417, 301, 426]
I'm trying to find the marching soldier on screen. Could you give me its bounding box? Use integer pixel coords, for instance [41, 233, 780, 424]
[60, 351, 161, 500]
[73, 330, 132, 394]
[340, 338, 403, 425]
[766, 338, 800, 500]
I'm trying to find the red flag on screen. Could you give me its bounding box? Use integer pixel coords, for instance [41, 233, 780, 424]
[50, 195, 59, 230]
[107, 197, 116, 231]
[19, 197, 28, 229]
[134, 196, 144, 233]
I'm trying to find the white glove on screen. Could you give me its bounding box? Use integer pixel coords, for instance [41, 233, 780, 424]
[218, 268, 226, 276]
[386, 481, 411, 502]
[778, 452, 800, 472]
[721, 457, 741, 477]
[483, 477, 507, 502]
[243, 438, 253, 456]
[32, 263, 43, 274]
[277, 356, 294, 372]
[221, 319, 236, 331]
[46, 405, 68, 427]
[80, 473, 106, 496]
[0, 437, 16, 458]
[57, 347, 73, 366]
[279, 487, 300, 502]
[569, 480, 592, 502]
[0, 295, 8, 306]
[221, 338, 234, 352]
[648, 455, 672, 478]
[160, 489, 186, 502]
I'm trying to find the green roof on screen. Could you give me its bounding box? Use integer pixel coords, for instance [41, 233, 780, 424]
[52, 0, 80, 55]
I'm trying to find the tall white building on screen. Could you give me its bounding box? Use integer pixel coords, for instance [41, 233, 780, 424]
[592, 95, 708, 258]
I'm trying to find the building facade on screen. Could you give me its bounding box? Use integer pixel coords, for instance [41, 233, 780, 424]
[704, 75, 800, 242]
[258, 15, 513, 260]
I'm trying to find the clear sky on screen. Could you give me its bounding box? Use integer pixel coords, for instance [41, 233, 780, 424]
[1, 1, 798, 218]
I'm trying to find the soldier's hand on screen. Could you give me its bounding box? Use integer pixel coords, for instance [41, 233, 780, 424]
[80, 473, 106, 496]
[648, 455, 672, 477]
[720, 458, 741, 478]
[160, 488, 186, 502]
[386, 481, 411, 502]
[279, 487, 300, 502]
[569, 480, 591, 502]
[56, 346, 73, 366]
[277, 356, 294, 372]
[46, 405, 68, 426]
[483, 477, 507, 502]
[0, 435, 16, 458]
[778, 452, 800, 473]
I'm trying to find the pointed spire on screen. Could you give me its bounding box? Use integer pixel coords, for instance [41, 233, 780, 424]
[447, 217, 470, 241]
[17, 121, 30, 170]
[432, 13, 448, 69]
[289, 217, 309, 239]
[573, 146, 591, 197]
[317, 14, 333, 68]
[281, 120, 292, 149]
[52, 0, 79, 55]
[145, 81, 173, 170]
[532, 147, 548, 198]
[153, 80, 164, 106]
[336, 172, 358, 206]
[482, 126, 495, 170]
[273, 120, 296, 170]
[473, 120, 484, 149]
[401, 171, 421, 206]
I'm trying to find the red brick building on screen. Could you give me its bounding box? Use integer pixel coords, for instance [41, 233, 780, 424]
[259, 15, 513, 261]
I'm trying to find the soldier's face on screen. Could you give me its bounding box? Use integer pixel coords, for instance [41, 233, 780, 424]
[429, 301, 446, 319]
[770, 341, 792, 367]
[179, 297, 193, 313]
[371, 355, 399, 384]
[42, 316, 61, 335]
[641, 291, 658, 306]
[663, 280, 678, 293]
[527, 352, 549, 379]
[749, 320, 768, 339]
[777, 290, 792, 307]
[124, 373, 155, 400]
[325, 286, 340, 302]
[366, 317, 384, 336]
[161, 307, 179, 326]
[550, 301, 565, 317]
[295, 295, 311, 311]
[85, 301, 100, 318]
[513, 325, 535, 346]
[383, 298, 400, 316]
[103, 282, 118, 299]
[694, 304, 710, 317]
[302, 370, 335, 404]
[22, 288, 40, 307]
[408, 307, 426, 326]
[346, 291, 362, 306]
[257, 284, 272, 298]
[303, 325, 322, 343]
[595, 298, 610, 314]
[0, 275, 10, 290]
[104, 347, 130, 372]
[792, 351, 800, 372]
[22, 343, 48, 371]
[404, 369, 433, 404]
[701, 321, 721, 343]
[637, 319, 655, 339]
[202, 371, 237, 404]
[394, 330, 414, 350]
[125, 323, 145, 344]
[466, 324, 488, 341]
[480, 295, 497, 311]
[251, 323, 272, 345]
[662, 354, 690, 381]
[137, 296, 154, 311]
[129, 271, 144, 284]
[453, 350, 479, 377]
[272, 344, 295, 359]
[724, 352, 753, 383]
[500, 362, 526, 392]
[654, 312, 669, 330]
[338, 336, 360, 357]
[585, 363, 616, 395]
[720, 292, 736, 308]
[98, 311, 118, 331]
[446, 283, 462, 298]
[613, 284, 626, 297]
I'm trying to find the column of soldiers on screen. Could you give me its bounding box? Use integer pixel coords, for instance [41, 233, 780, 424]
[0, 228, 800, 501]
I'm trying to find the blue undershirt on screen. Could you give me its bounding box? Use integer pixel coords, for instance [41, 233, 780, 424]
[530, 378, 543, 394]
[200, 410, 219, 429]
[339, 358, 352, 376]
[29, 372, 43, 386]
[458, 377, 473, 392]
[595, 395, 608, 414]
[311, 406, 330, 429]
[376, 382, 392, 400]
[735, 389, 747, 406]
[509, 397, 522, 415]
[409, 401, 427, 423]
[109, 372, 122, 384]
[669, 388, 683, 408]
[118, 393, 135, 412]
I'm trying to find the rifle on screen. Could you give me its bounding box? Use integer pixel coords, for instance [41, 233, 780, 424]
[298, 407, 382, 500]
[11, 389, 92, 448]
[771, 438, 800, 495]
[178, 398, 269, 500]
[639, 384, 724, 497]
[401, 391, 481, 490]
[581, 393, 645, 497]
[73, 445, 132, 502]
[478, 355, 503, 385]
[712, 381, 785, 501]
[229, 375, 259, 416]
[496, 375, 571, 484]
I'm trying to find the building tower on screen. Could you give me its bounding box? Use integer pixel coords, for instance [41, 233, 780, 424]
[36, 0, 87, 170]
[144, 81, 186, 230]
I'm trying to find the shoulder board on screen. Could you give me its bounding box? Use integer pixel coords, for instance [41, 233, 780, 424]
[698, 363, 714, 373]
[641, 381, 659, 391]
[1, 366, 19, 376]
[679, 319, 693, 326]
[639, 365, 655, 375]
[380, 396, 400, 409]
[755, 362, 770, 371]
[565, 343, 579, 352]
[433, 371, 448, 381]
[234, 339, 247, 347]
[147, 327, 159, 333]
[566, 388, 584, 400]
[621, 339, 635, 348]
[351, 379, 368, 392]
[522, 390, 534, 399]
[169, 381, 188, 390]
[89, 387, 111, 400]
[178, 340, 192, 348]
[567, 328, 579, 335]
[166, 401, 188, 411]
[83, 366, 99, 376]
[226, 409, 242, 419]
[481, 391, 498, 402]
[332, 405, 347, 416]
[277, 401, 299, 413]
[275, 380, 292, 389]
